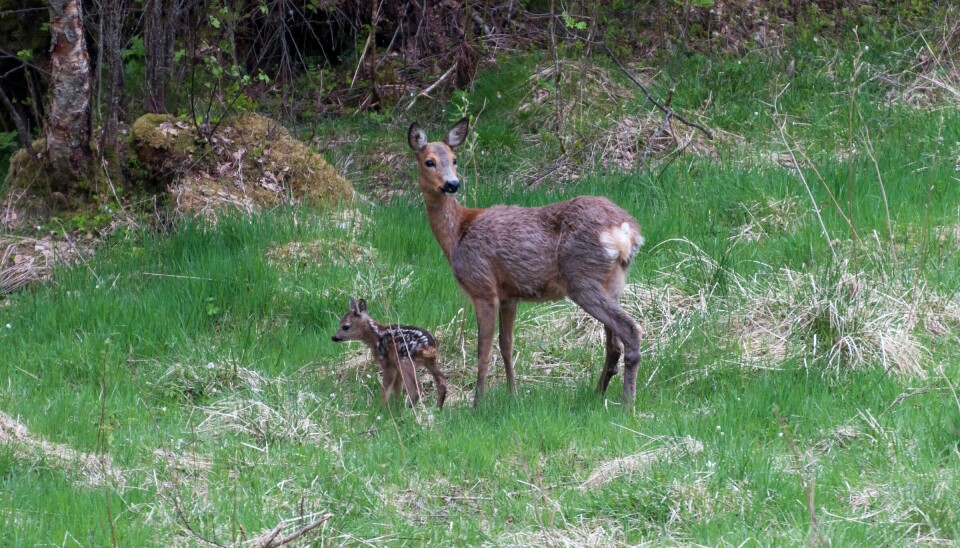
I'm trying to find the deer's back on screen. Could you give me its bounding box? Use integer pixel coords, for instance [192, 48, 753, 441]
[450, 196, 640, 301]
[376, 325, 438, 361]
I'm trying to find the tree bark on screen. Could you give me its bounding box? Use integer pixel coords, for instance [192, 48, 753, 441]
[101, 0, 128, 150]
[46, 0, 92, 184]
[145, 0, 179, 113]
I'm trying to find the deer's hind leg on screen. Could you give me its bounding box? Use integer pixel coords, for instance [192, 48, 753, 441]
[418, 352, 448, 409]
[597, 325, 623, 395]
[568, 289, 641, 404]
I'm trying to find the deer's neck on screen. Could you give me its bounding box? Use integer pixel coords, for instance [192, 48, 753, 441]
[422, 190, 468, 260]
[360, 317, 386, 348]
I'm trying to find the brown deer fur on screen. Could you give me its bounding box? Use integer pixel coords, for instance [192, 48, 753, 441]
[332, 297, 448, 409]
[408, 118, 644, 406]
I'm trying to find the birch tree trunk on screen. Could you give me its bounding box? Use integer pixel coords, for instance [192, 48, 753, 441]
[46, 0, 92, 185]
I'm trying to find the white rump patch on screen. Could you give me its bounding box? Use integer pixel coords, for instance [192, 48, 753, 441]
[599, 222, 643, 262]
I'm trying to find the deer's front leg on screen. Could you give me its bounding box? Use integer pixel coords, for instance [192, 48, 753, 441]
[499, 300, 518, 397]
[380, 365, 398, 405]
[473, 298, 498, 406]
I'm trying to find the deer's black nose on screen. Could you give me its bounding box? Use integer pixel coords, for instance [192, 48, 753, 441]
[331, 336, 341, 342]
[442, 180, 460, 194]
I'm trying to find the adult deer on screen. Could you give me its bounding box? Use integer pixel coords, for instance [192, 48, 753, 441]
[408, 118, 644, 406]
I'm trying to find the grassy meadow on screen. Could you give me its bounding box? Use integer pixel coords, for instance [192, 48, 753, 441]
[2, 35, 960, 545]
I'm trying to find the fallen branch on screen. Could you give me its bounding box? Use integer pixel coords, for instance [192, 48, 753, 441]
[255, 513, 332, 548]
[405, 62, 458, 111]
[603, 43, 713, 140]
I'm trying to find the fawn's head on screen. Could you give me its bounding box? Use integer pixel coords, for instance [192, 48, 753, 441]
[408, 118, 470, 196]
[331, 296, 371, 343]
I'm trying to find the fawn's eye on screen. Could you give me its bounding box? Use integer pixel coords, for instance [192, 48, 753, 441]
[425, 160, 436, 168]
[342, 324, 351, 331]
[452, 158, 457, 166]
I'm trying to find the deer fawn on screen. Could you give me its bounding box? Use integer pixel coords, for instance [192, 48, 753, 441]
[408, 118, 644, 407]
[332, 297, 449, 409]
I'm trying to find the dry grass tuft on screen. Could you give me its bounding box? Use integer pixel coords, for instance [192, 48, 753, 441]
[266, 238, 377, 271]
[0, 236, 91, 295]
[196, 391, 338, 452]
[580, 436, 703, 491]
[492, 519, 627, 547]
[730, 197, 802, 243]
[150, 359, 267, 402]
[0, 411, 125, 489]
[386, 476, 489, 525]
[733, 263, 931, 375]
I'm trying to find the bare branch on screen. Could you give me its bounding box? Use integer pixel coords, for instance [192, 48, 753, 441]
[603, 42, 713, 140]
[256, 514, 333, 548]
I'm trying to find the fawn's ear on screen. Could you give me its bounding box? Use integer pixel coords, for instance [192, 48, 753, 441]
[349, 296, 359, 313]
[408, 123, 428, 152]
[444, 117, 469, 149]
[357, 299, 367, 313]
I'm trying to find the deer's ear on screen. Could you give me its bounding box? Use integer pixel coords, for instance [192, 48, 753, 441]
[444, 117, 469, 149]
[349, 296, 359, 313]
[357, 299, 367, 313]
[408, 123, 428, 152]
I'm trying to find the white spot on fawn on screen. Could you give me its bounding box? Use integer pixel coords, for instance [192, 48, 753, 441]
[599, 222, 644, 262]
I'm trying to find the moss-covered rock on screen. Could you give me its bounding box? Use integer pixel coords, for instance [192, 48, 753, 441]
[129, 114, 198, 184]
[4, 140, 51, 195]
[129, 112, 353, 216]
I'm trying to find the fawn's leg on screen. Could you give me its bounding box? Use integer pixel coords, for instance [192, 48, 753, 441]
[596, 325, 623, 394]
[397, 357, 422, 406]
[473, 298, 498, 406]
[568, 289, 640, 405]
[499, 300, 519, 397]
[380, 366, 399, 405]
[420, 355, 449, 409]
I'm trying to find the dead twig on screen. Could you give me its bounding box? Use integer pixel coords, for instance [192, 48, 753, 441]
[405, 62, 458, 111]
[256, 513, 333, 548]
[770, 85, 836, 259]
[879, 386, 935, 417]
[603, 43, 713, 140]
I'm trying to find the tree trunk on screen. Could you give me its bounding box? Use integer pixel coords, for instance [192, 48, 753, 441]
[0, 86, 38, 162]
[46, 0, 92, 184]
[145, 0, 179, 114]
[101, 0, 127, 151]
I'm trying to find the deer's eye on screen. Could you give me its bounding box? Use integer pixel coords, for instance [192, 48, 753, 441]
[452, 158, 457, 166]
[342, 324, 351, 331]
[425, 160, 436, 168]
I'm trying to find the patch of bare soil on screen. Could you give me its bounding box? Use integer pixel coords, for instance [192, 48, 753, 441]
[0, 411, 125, 489]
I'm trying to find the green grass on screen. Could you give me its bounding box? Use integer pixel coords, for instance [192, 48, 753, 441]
[3, 36, 960, 545]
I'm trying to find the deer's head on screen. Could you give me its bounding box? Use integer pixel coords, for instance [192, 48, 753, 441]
[408, 118, 469, 196]
[331, 296, 371, 343]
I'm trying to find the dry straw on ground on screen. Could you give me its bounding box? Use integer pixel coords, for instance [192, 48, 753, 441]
[195, 391, 339, 453]
[0, 411, 125, 489]
[580, 436, 704, 491]
[492, 519, 627, 547]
